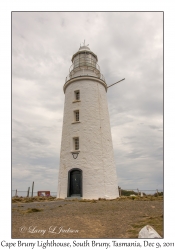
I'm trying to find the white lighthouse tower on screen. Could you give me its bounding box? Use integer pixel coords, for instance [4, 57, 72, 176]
[57, 43, 119, 199]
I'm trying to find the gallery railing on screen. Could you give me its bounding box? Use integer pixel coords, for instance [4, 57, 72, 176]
[65, 71, 106, 83]
[69, 59, 101, 73]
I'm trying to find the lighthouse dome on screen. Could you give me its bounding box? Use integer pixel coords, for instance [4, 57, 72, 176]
[71, 45, 98, 63]
[64, 44, 106, 86]
[79, 45, 90, 51]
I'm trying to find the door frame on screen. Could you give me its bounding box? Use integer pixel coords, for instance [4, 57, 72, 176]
[67, 168, 83, 197]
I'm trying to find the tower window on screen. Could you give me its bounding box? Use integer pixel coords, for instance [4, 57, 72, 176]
[74, 137, 79, 150]
[75, 90, 80, 100]
[74, 110, 79, 122]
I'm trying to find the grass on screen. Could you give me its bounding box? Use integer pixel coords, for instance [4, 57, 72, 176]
[12, 196, 57, 203]
[78, 199, 97, 203]
[20, 208, 43, 214]
[118, 195, 163, 201]
[127, 214, 163, 238]
[12, 195, 163, 203]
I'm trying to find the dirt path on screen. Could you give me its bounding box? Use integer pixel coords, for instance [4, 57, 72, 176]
[12, 199, 163, 239]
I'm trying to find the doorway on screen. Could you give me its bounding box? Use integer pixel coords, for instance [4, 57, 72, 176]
[68, 168, 82, 197]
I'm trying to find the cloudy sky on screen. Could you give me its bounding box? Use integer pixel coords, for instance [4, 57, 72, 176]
[12, 12, 163, 195]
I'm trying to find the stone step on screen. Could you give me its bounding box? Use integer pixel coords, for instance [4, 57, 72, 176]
[65, 196, 82, 200]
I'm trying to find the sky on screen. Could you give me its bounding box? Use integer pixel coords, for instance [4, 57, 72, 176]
[12, 12, 163, 195]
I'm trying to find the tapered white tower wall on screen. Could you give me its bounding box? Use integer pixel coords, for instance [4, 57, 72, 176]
[57, 45, 119, 199]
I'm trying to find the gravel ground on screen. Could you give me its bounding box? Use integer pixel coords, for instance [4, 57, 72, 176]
[12, 199, 163, 239]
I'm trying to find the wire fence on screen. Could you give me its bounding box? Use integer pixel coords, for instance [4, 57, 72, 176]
[12, 190, 57, 198]
[118, 187, 163, 197]
[12, 189, 163, 198]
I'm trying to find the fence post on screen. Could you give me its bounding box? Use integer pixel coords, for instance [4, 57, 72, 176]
[27, 187, 30, 197]
[119, 187, 122, 197]
[15, 189, 17, 197]
[137, 188, 139, 196]
[118, 186, 121, 197]
[31, 181, 34, 197]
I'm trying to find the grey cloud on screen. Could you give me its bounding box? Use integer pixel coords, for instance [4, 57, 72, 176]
[149, 125, 161, 130]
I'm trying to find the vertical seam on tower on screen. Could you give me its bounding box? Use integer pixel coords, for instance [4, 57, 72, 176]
[97, 82, 106, 197]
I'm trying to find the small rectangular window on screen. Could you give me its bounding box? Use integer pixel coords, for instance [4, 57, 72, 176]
[75, 90, 80, 100]
[74, 110, 79, 122]
[74, 137, 79, 150]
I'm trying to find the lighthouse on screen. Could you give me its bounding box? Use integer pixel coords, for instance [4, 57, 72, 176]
[57, 43, 119, 199]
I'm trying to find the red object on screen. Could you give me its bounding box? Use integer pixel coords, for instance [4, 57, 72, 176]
[37, 191, 50, 197]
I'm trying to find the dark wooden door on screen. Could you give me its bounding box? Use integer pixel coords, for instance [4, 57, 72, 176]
[70, 170, 81, 196]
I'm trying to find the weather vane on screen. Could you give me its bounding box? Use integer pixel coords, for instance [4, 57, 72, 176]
[80, 40, 89, 48]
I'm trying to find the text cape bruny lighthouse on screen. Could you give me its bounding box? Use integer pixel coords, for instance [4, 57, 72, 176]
[57, 44, 119, 199]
